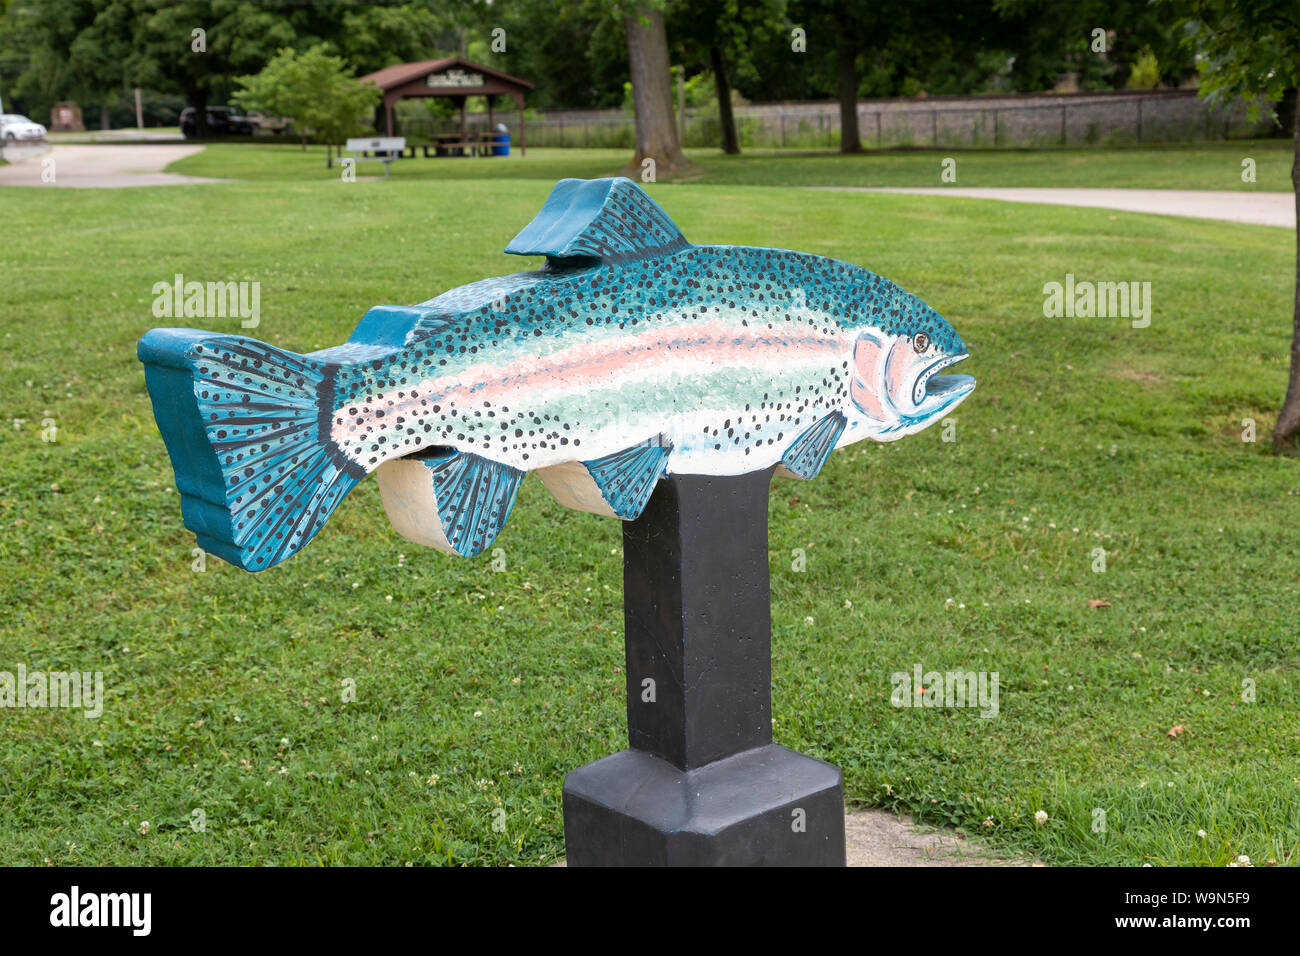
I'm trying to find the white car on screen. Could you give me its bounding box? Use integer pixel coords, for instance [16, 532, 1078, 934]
[1, 114, 48, 143]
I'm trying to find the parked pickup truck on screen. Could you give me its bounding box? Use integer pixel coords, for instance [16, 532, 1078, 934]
[179, 106, 255, 138]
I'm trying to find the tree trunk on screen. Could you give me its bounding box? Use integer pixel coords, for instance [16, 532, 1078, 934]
[837, 37, 862, 153]
[1279, 87, 1297, 138]
[622, 6, 693, 179]
[325, 142, 332, 169]
[1273, 92, 1300, 446]
[710, 44, 740, 155]
[192, 89, 209, 137]
[99, 104, 110, 131]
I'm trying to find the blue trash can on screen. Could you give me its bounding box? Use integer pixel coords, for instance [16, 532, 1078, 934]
[492, 122, 510, 157]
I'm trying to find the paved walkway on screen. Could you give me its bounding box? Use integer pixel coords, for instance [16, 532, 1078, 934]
[0, 144, 226, 188]
[807, 185, 1295, 228]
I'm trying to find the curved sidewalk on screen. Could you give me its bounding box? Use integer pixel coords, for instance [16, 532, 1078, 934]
[0, 144, 226, 187]
[808, 186, 1295, 228]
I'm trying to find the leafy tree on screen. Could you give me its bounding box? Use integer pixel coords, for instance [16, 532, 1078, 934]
[1126, 48, 1160, 89]
[789, 0, 934, 153]
[487, 0, 628, 110]
[670, 0, 786, 155]
[0, 0, 131, 127]
[123, 1, 303, 135]
[336, 2, 443, 75]
[1168, 0, 1300, 445]
[2, 0, 362, 134]
[233, 44, 379, 166]
[994, 0, 1195, 91]
[784, 0, 864, 152]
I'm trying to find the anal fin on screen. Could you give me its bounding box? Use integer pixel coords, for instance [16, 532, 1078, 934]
[538, 435, 671, 520]
[376, 449, 524, 557]
[777, 411, 847, 480]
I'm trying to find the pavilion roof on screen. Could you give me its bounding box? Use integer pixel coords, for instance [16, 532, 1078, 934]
[359, 58, 535, 93]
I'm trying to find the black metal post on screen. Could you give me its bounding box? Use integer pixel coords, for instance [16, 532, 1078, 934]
[562, 469, 846, 866]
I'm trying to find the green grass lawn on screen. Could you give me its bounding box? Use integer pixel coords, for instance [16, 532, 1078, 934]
[169, 139, 1297, 191]
[0, 152, 1297, 866]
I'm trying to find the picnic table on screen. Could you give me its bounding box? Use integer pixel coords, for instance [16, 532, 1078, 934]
[422, 132, 500, 158]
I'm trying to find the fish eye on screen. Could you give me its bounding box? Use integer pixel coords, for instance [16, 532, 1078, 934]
[912, 332, 930, 353]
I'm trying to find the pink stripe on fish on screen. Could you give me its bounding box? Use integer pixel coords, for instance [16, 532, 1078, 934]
[333, 321, 851, 443]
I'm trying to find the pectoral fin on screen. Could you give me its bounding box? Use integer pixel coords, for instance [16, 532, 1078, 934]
[776, 411, 847, 480]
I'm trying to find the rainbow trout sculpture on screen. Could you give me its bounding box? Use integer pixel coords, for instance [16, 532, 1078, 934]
[139, 177, 974, 571]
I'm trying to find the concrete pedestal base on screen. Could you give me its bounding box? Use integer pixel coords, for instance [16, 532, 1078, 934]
[563, 744, 845, 867]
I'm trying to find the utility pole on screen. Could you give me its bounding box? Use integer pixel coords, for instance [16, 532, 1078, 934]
[134, 88, 143, 129]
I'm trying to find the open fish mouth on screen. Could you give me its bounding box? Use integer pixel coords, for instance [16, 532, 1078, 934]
[912, 353, 974, 412]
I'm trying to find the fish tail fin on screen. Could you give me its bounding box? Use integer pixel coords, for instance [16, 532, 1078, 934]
[138, 329, 363, 571]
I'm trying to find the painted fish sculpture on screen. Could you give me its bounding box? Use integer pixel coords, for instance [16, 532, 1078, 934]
[139, 177, 974, 571]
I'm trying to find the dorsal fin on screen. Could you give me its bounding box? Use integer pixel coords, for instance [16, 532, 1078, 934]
[505, 177, 689, 265]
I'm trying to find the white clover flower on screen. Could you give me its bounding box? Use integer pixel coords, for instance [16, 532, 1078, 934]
[1196, 829, 1207, 838]
[1034, 810, 1048, 825]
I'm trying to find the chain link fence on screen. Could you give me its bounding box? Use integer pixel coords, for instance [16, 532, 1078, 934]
[511, 90, 1275, 150]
